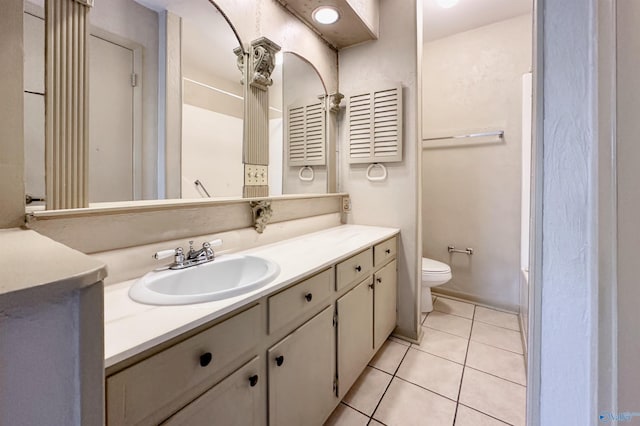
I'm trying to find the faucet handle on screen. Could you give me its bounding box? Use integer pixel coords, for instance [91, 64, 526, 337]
[207, 239, 223, 248]
[154, 247, 181, 260]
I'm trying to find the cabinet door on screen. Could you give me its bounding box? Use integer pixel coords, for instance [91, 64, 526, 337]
[268, 306, 336, 426]
[374, 260, 397, 350]
[162, 357, 265, 426]
[337, 277, 374, 398]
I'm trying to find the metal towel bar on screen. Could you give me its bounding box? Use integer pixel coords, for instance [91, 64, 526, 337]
[448, 245, 474, 255]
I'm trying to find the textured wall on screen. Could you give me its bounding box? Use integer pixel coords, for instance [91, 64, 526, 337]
[421, 14, 532, 310]
[537, 0, 598, 423]
[339, 0, 421, 340]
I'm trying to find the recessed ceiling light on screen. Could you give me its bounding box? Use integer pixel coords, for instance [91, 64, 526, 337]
[437, 0, 459, 8]
[312, 6, 340, 25]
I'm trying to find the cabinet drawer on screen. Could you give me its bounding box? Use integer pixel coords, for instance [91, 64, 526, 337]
[162, 356, 265, 426]
[106, 305, 260, 426]
[336, 248, 373, 291]
[269, 268, 332, 333]
[374, 236, 397, 267]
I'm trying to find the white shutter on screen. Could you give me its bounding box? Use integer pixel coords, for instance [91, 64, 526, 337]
[286, 99, 326, 166]
[347, 85, 403, 164]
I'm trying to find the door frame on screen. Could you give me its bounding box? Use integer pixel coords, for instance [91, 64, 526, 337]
[527, 0, 617, 424]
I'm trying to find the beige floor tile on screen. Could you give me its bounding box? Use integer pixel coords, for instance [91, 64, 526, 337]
[455, 405, 509, 426]
[396, 348, 463, 400]
[373, 378, 456, 426]
[434, 298, 476, 319]
[421, 312, 427, 324]
[369, 420, 385, 426]
[459, 368, 526, 426]
[413, 326, 469, 364]
[388, 336, 411, 347]
[343, 367, 392, 416]
[424, 311, 473, 338]
[471, 322, 523, 354]
[369, 339, 410, 374]
[324, 403, 370, 426]
[466, 341, 526, 385]
[475, 307, 520, 331]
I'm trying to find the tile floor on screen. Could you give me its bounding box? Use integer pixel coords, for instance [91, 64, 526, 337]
[325, 296, 527, 426]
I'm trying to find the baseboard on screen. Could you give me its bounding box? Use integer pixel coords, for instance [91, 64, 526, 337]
[432, 288, 520, 314]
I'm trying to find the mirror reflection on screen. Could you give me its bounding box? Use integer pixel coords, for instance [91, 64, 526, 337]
[23, 0, 245, 209]
[179, 1, 245, 198]
[270, 52, 328, 195]
[23, 0, 335, 210]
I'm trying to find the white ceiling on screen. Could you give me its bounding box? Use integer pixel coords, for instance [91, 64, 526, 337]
[423, 0, 532, 42]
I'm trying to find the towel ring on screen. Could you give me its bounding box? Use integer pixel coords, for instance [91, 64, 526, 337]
[298, 166, 314, 182]
[366, 163, 387, 182]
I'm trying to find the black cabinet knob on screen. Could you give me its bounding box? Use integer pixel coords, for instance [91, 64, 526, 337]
[385, 249, 391, 254]
[304, 293, 313, 302]
[275, 355, 284, 366]
[368, 283, 374, 289]
[199, 352, 213, 367]
[376, 277, 382, 283]
[355, 265, 362, 272]
[249, 375, 259, 387]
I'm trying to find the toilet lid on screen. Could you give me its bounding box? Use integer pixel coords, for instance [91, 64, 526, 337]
[422, 257, 451, 274]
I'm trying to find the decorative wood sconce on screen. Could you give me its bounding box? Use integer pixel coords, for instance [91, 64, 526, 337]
[250, 200, 273, 233]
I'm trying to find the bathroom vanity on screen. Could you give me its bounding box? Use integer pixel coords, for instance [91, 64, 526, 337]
[104, 225, 399, 425]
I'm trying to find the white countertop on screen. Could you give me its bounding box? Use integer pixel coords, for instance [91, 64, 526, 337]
[0, 228, 107, 308]
[104, 224, 399, 368]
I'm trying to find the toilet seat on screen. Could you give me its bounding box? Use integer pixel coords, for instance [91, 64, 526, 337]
[422, 258, 451, 274]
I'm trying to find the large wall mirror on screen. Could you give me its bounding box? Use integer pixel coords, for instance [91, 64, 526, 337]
[23, 0, 336, 211]
[270, 52, 329, 195]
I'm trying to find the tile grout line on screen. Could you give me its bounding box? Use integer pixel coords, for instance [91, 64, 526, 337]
[366, 337, 411, 425]
[392, 375, 460, 404]
[463, 365, 527, 388]
[457, 403, 515, 426]
[473, 317, 521, 332]
[452, 304, 476, 425]
[340, 401, 375, 421]
[401, 345, 466, 366]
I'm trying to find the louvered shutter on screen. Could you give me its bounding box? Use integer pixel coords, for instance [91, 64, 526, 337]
[347, 85, 403, 164]
[286, 99, 326, 166]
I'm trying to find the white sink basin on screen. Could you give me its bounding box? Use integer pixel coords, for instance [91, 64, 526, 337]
[129, 255, 280, 305]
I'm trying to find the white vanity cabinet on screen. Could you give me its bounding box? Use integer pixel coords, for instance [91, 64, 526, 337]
[267, 306, 337, 426]
[337, 277, 374, 397]
[105, 231, 399, 426]
[162, 356, 265, 426]
[336, 237, 398, 397]
[374, 259, 398, 349]
[106, 305, 262, 425]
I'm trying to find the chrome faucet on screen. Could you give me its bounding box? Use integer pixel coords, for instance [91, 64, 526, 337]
[154, 239, 223, 270]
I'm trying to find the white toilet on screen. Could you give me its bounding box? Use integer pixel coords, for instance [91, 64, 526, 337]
[421, 257, 452, 312]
